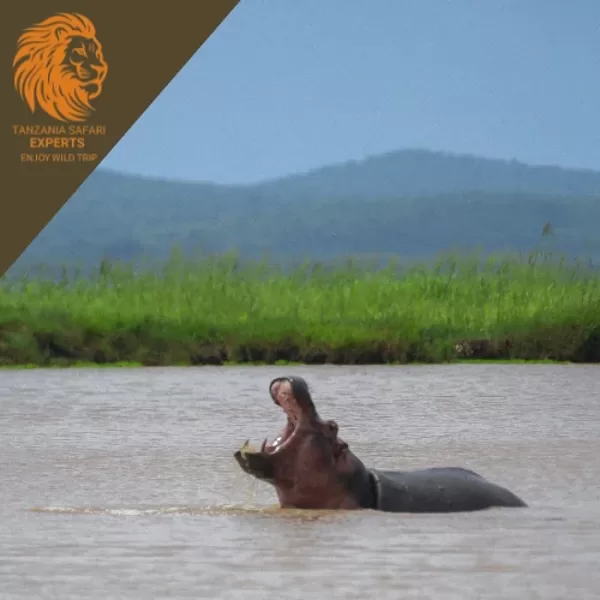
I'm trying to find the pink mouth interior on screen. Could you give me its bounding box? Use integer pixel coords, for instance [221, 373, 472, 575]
[262, 419, 295, 454]
[262, 381, 302, 454]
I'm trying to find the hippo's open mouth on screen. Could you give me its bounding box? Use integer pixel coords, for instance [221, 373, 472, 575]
[237, 376, 317, 460]
[259, 377, 305, 454]
[234, 377, 313, 481]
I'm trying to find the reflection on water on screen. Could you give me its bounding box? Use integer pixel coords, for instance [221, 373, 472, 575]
[2, 364, 600, 599]
[27, 505, 353, 522]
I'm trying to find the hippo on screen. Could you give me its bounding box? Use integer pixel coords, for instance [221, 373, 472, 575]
[234, 376, 527, 513]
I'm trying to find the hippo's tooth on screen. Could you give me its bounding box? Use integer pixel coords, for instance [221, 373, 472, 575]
[261, 438, 268, 452]
[239, 439, 258, 457]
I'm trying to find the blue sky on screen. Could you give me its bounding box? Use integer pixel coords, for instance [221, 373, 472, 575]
[100, 0, 600, 184]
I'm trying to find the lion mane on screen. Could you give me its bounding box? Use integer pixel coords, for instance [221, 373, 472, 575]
[13, 13, 108, 122]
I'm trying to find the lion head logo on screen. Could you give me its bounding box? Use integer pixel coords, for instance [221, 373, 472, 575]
[13, 12, 108, 123]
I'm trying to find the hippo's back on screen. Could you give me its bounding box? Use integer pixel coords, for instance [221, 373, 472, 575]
[369, 466, 527, 513]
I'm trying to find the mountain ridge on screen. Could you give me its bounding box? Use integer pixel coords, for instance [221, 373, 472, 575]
[101, 147, 600, 189]
[10, 148, 600, 273]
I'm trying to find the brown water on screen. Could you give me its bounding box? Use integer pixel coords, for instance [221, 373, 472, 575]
[1, 364, 600, 599]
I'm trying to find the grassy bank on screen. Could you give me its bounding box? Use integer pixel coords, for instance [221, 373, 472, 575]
[1, 252, 599, 366]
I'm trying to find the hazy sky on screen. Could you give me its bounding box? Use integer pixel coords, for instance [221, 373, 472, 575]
[100, 0, 600, 184]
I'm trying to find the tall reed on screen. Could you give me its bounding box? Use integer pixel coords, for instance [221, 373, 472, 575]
[1, 251, 598, 365]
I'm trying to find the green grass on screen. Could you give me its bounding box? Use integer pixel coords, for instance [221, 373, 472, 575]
[1, 251, 599, 366]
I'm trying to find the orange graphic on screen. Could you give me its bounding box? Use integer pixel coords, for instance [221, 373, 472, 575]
[13, 13, 108, 123]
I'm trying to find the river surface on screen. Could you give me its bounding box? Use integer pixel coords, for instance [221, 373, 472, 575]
[1, 364, 600, 599]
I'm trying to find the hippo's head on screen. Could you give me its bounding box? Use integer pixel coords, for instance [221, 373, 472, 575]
[234, 376, 376, 510]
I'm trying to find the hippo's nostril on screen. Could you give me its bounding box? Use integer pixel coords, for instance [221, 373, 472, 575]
[327, 420, 338, 435]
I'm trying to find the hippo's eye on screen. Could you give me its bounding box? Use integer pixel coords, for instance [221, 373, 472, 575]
[326, 420, 338, 435]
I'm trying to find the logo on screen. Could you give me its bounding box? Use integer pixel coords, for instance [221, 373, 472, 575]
[12, 13, 108, 164]
[13, 12, 108, 123]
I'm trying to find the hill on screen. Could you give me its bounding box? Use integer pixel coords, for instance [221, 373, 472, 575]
[10, 149, 600, 273]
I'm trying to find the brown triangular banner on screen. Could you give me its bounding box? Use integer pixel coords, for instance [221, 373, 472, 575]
[0, 0, 239, 276]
